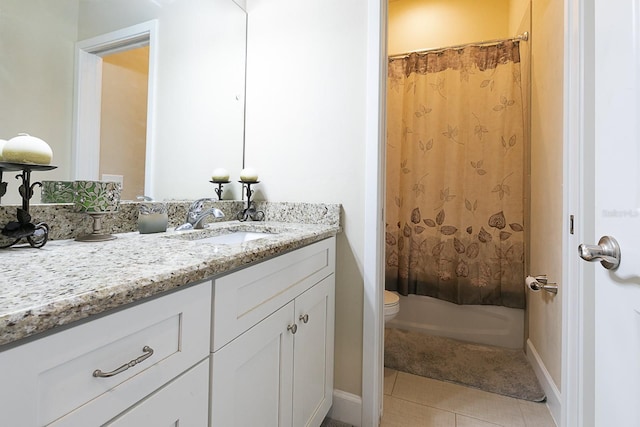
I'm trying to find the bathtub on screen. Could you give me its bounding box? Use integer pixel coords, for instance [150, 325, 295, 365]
[386, 293, 524, 349]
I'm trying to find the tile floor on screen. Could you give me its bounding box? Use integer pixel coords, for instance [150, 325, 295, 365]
[381, 368, 556, 427]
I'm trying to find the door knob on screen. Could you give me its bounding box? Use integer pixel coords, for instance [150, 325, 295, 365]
[578, 236, 621, 270]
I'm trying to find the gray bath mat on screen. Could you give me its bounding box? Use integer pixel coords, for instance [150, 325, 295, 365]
[321, 418, 353, 427]
[384, 327, 546, 402]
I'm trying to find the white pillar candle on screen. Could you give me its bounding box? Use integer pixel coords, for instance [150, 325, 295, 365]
[211, 168, 230, 182]
[240, 167, 258, 182]
[2, 133, 53, 165]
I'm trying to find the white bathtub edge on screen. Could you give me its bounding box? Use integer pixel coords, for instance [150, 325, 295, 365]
[387, 293, 524, 348]
[526, 339, 561, 426]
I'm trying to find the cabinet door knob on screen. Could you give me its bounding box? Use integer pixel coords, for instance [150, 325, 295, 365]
[287, 324, 298, 334]
[93, 345, 154, 378]
[299, 314, 309, 324]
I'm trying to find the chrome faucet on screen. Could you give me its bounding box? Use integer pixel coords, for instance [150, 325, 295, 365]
[175, 198, 225, 231]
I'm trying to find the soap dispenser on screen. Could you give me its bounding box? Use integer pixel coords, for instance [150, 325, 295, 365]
[137, 196, 168, 234]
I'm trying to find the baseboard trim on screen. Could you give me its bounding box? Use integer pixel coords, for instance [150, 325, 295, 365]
[526, 339, 561, 426]
[327, 389, 362, 427]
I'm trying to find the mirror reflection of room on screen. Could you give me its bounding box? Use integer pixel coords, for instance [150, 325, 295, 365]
[0, 0, 247, 204]
[100, 46, 149, 201]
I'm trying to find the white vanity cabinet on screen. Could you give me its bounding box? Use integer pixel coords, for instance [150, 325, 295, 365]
[0, 235, 337, 427]
[0, 281, 211, 427]
[210, 237, 336, 427]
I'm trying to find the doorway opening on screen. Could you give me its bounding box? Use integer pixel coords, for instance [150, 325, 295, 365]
[99, 46, 149, 200]
[72, 20, 157, 199]
[380, 1, 552, 422]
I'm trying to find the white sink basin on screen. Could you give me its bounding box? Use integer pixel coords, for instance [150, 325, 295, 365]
[194, 231, 271, 245]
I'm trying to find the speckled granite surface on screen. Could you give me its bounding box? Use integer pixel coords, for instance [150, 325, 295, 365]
[0, 202, 341, 348]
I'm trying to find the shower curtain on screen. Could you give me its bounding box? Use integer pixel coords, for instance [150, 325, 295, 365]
[385, 40, 526, 309]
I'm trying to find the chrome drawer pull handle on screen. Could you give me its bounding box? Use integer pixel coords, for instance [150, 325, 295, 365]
[93, 346, 154, 378]
[287, 324, 298, 334]
[299, 314, 309, 324]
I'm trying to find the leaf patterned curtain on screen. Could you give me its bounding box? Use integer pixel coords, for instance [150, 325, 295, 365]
[385, 41, 526, 309]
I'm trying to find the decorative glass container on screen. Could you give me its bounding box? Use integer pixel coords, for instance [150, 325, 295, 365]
[41, 180, 75, 203]
[73, 180, 121, 242]
[138, 198, 168, 234]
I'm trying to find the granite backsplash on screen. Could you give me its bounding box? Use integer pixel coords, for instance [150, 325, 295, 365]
[0, 201, 341, 243]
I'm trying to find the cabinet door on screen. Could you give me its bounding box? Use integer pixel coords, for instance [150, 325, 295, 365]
[104, 359, 209, 426]
[293, 275, 335, 427]
[211, 301, 295, 427]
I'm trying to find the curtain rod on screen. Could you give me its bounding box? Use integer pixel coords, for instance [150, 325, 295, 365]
[388, 31, 529, 60]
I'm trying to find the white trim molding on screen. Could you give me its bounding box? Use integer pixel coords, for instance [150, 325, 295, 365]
[362, 0, 386, 426]
[72, 50, 102, 180]
[328, 389, 363, 427]
[562, 0, 593, 425]
[527, 339, 561, 426]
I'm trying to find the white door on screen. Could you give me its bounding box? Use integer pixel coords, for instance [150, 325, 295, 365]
[579, 0, 640, 425]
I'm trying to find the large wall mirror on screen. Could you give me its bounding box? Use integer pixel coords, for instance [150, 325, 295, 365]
[0, 0, 247, 203]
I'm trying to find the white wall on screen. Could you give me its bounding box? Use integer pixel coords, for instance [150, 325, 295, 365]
[244, 0, 368, 396]
[0, 0, 79, 204]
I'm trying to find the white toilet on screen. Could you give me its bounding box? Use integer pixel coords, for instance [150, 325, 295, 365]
[384, 290, 400, 323]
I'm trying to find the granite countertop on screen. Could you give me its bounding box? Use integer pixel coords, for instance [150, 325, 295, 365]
[0, 220, 340, 348]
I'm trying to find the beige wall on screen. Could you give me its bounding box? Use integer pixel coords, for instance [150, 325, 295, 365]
[509, 0, 531, 35]
[388, 0, 510, 56]
[509, 0, 532, 345]
[529, 0, 564, 389]
[100, 47, 149, 200]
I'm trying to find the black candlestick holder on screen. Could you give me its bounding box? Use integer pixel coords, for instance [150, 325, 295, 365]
[0, 171, 6, 203]
[236, 181, 264, 222]
[0, 162, 57, 249]
[209, 180, 230, 201]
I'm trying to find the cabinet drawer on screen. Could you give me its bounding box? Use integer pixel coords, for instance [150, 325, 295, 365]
[104, 358, 209, 426]
[0, 281, 211, 427]
[212, 237, 335, 351]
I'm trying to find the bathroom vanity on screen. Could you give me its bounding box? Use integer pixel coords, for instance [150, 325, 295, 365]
[0, 219, 338, 426]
